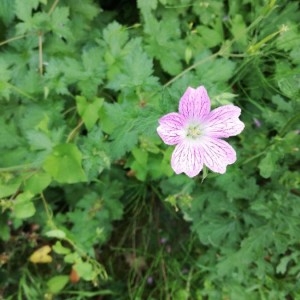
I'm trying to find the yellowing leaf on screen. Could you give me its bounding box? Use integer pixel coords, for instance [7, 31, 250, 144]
[29, 245, 52, 264]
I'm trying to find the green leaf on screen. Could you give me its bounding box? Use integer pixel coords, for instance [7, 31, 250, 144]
[277, 75, 300, 98]
[258, 152, 276, 179]
[0, 179, 21, 198]
[24, 172, 51, 194]
[67, 0, 99, 21]
[52, 241, 71, 255]
[276, 24, 300, 52]
[0, 0, 15, 25]
[110, 130, 139, 160]
[79, 127, 111, 181]
[43, 144, 87, 183]
[276, 255, 294, 275]
[13, 192, 36, 219]
[47, 275, 69, 294]
[196, 25, 223, 48]
[231, 14, 248, 47]
[99, 103, 119, 134]
[74, 261, 94, 281]
[15, 0, 40, 21]
[107, 38, 158, 91]
[142, 14, 183, 75]
[214, 92, 238, 106]
[64, 252, 80, 264]
[50, 6, 72, 39]
[140, 135, 160, 154]
[45, 229, 66, 239]
[76, 96, 104, 131]
[100, 103, 140, 159]
[127, 147, 149, 181]
[194, 214, 241, 247]
[64, 182, 123, 250]
[216, 172, 259, 200]
[0, 81, 10, 101]
[130, 161, 148, 181]
[195, 51, 236, 86]
[161, 147, 174, 177]
[290, 47, 300, 64]
[26, 130, 53, 151]
[137, 0, 157, 13]
[0, 58, 12, 100]
[271, 95, 293, 112]
[173, 289, 190, 300]
[103, 21, 129, 58]
[132, 147, 148, 166]
[79, 47, 106, 97]
[148, 154, 172, 179]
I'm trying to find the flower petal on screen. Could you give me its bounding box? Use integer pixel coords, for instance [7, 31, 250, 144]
[171, 142, 203, 177]
[157, 113, 186, 145]
[179, 86, 211, 120]
[204, 105, 245, 138]
[200, 138, 236, 174]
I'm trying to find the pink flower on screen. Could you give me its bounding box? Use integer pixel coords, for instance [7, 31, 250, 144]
[157, 86, 245, 177]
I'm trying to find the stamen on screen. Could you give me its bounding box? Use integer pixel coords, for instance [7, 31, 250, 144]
[186, 123, 202, 139]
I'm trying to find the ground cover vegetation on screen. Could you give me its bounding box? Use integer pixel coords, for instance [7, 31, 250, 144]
[0, 0, 300, 299]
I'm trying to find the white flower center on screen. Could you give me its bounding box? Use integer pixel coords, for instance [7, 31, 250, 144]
[186, 123, 202, 140]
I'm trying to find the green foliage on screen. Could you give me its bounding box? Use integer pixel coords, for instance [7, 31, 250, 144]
[1, 0, 300, 299]
[76, 96, 104, 131]
[47, 275, 69, 294]
[43, 144, 87, 183]
[12, 191, 36, 219]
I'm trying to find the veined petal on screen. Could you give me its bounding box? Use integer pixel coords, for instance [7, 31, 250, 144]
[171, 142, 203, 177]
[204, 105, 245, 138]
[157, 113, 186, 145]
[179, 86, 211, 120]
[200, 138, 236, 174]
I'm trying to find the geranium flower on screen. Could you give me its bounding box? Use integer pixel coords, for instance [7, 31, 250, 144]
[157, 86, 245, 177]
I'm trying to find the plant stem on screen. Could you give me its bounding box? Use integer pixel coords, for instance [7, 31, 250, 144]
[48, 0, 60, 15]
[38, 33, 43, 76]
